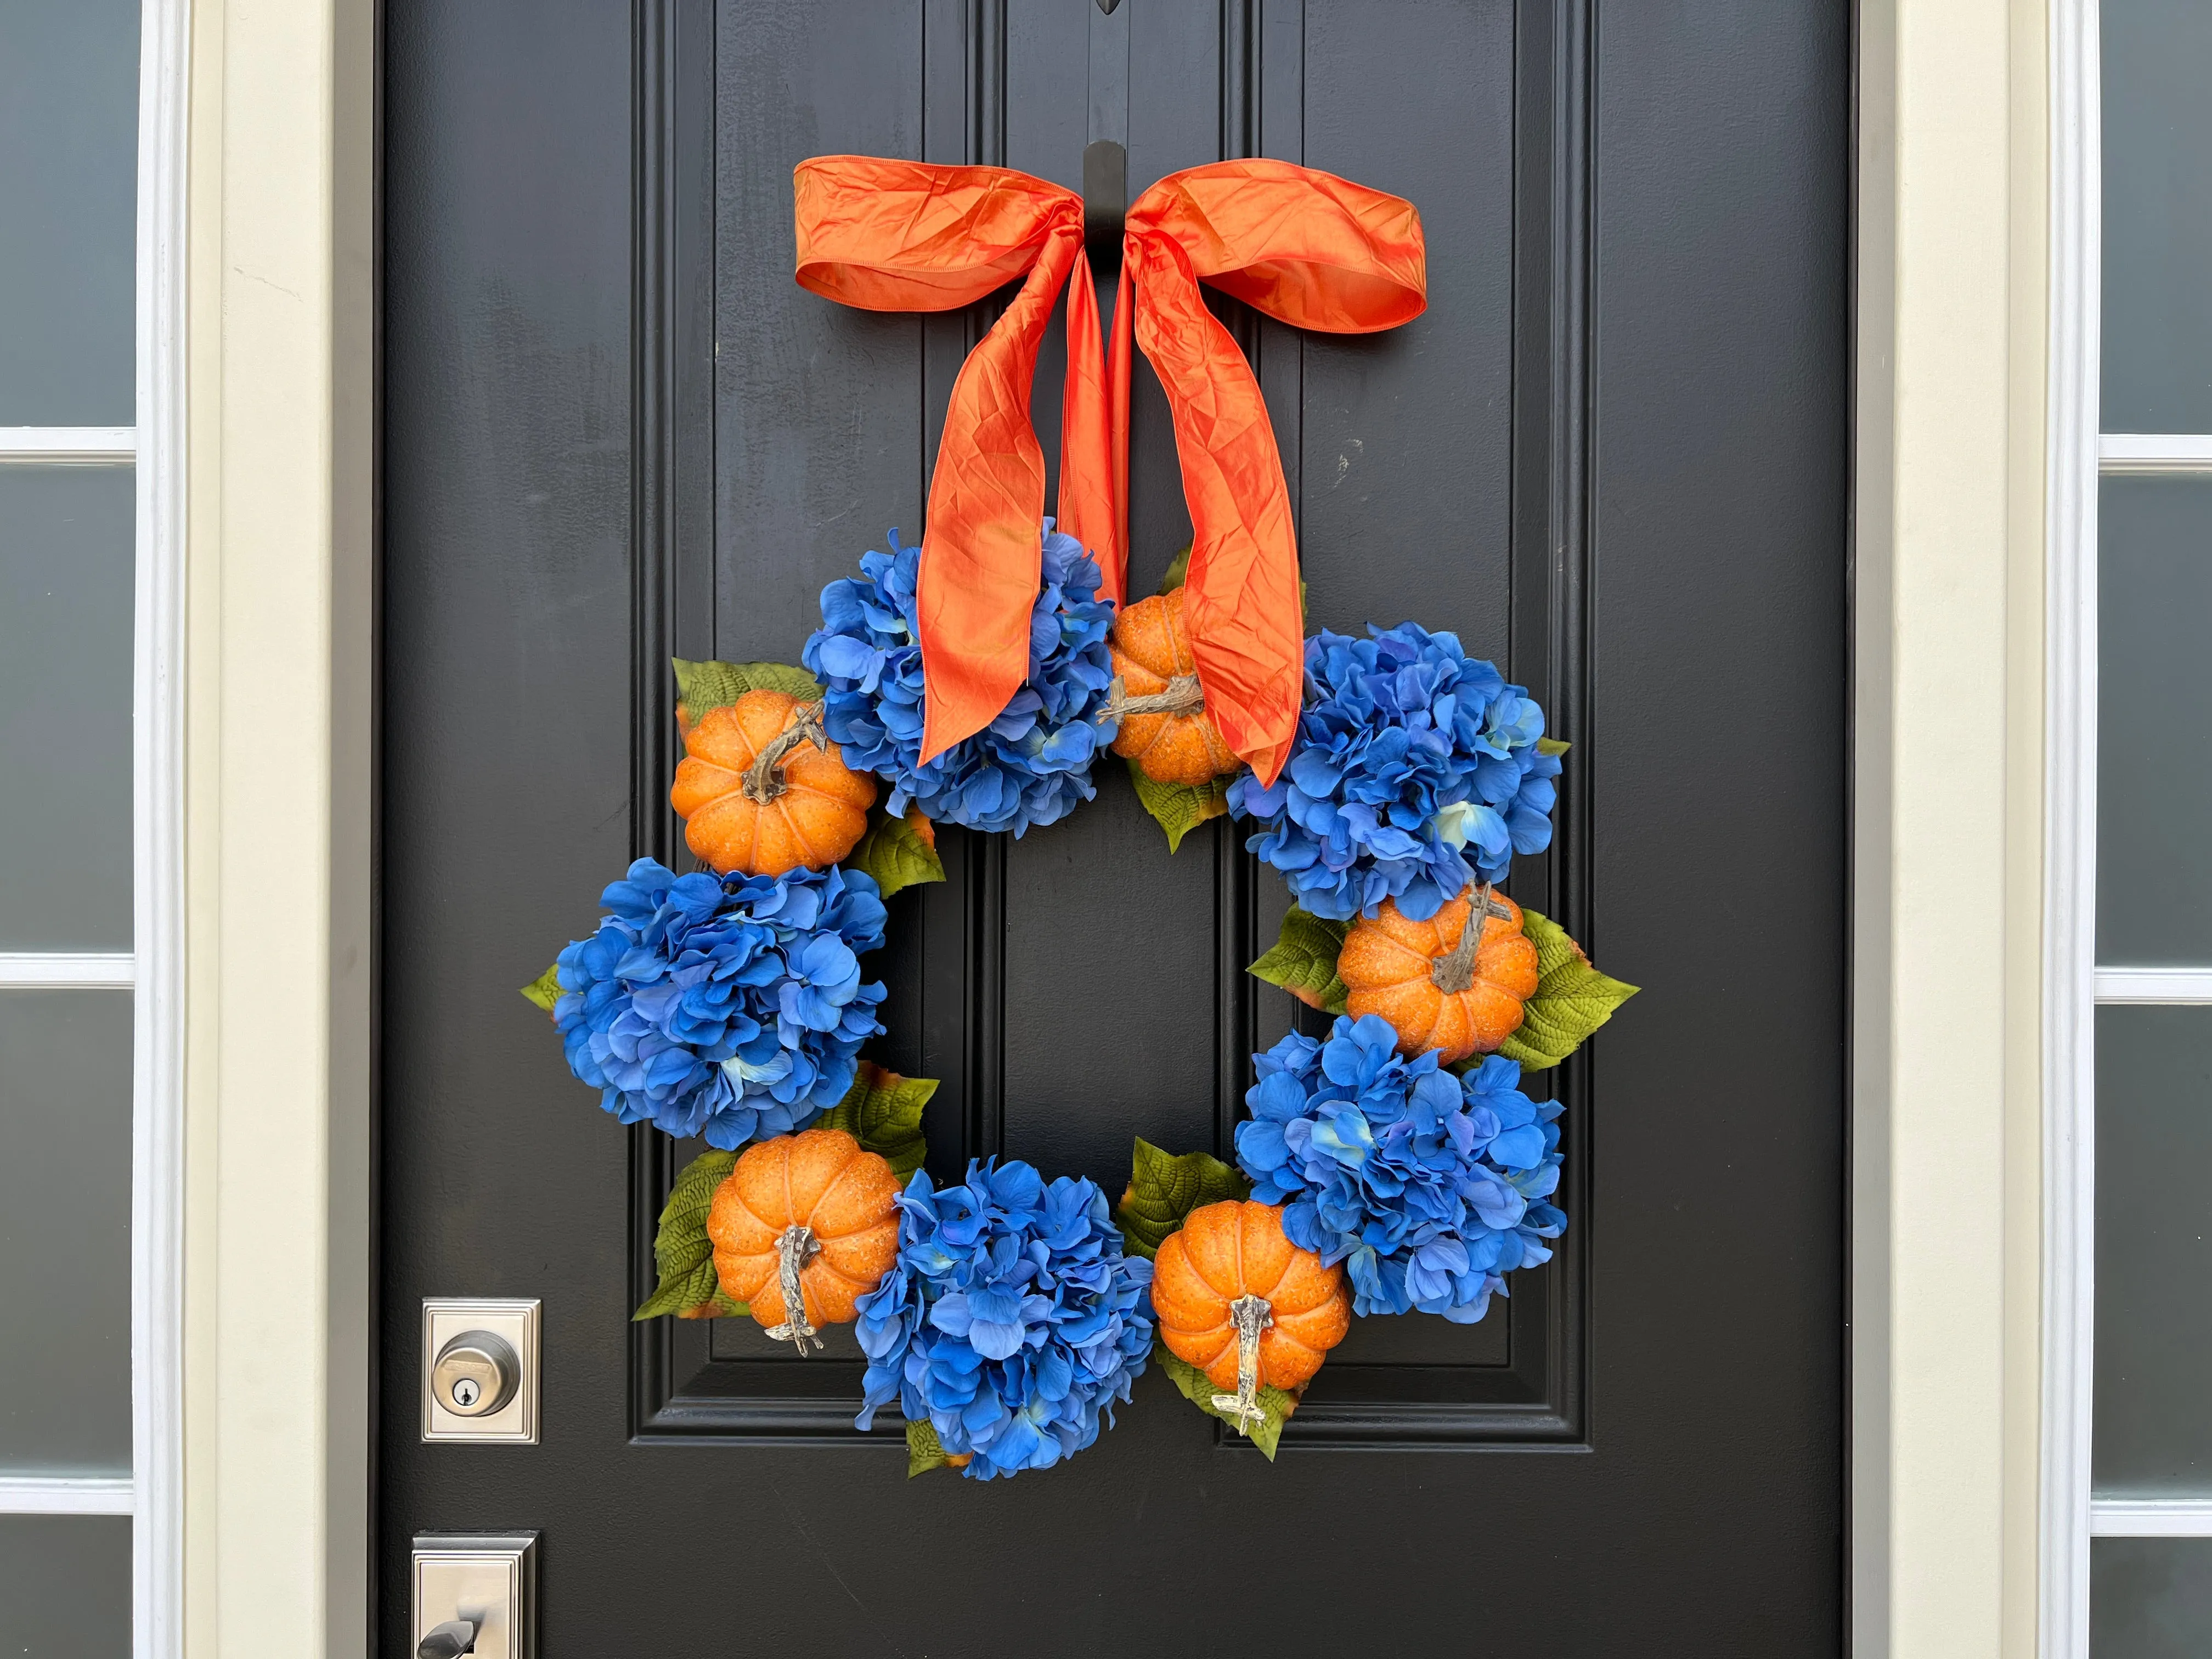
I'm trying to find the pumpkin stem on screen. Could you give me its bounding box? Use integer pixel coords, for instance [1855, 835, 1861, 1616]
[740, 701, 828, 804]
[763, 1224, 824, 1355]
[1098, 672, 1206, 723]
[1431, 883, 1509, 995]
[1209, 1294, 1274, 1438]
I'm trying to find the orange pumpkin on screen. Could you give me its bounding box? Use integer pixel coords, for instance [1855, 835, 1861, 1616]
[706, 1127, 901, 1354]
[669, 689, 876, 877]
[1337, 887, 1540, 1064]
[1106, 588, 1238, 786]
[1150, 1200, 1351, 1432]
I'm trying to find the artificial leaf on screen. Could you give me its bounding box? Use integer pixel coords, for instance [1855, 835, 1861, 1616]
[1155, 1346, 1300, 1461]
[905, 1418, 973, 1477]
[1493, 906, 1639, 1072]
[844, 808, 946, 901]
[1125, 757, 1232, 854]
[670, 656, 825, 732]
[633, 1149, 743, 1321]
[518, 961, 563, 1014]
[1115, 1137, 1251, 1261]
[1246, 905, 1351, 1015]
[1537, 736, 1571, 758]
[817, 1060, 934, 1179]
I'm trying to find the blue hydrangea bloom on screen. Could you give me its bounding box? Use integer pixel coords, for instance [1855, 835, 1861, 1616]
[853, 1159, 1154, 1479]
[1234, 1014, 1566, 1322]
[1227, 623, 1559, 921]
[802, 521, 1118, 836]
[553, 858, 887, 1149]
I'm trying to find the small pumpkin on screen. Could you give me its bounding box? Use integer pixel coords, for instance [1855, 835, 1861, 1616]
[707, 1127, 901, 1354]
[669, 689, 877, 877]
[1150, 1200, 1351, 1435]
[1336, 886, 1540, 1064]
[1105, 587, 1238, 786]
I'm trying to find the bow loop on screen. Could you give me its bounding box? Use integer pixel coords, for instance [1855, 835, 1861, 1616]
[794, 157, 1079, 310]
[1124, 160, 1427, 333]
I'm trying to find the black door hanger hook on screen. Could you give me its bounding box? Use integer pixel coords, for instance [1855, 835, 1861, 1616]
[1083, 139, 1126, 276]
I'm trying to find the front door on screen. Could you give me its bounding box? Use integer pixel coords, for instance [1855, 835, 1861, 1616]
[379, 1, 1849, 1650]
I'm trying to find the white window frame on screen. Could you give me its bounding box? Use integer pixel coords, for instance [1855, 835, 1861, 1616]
[2041, 0, 2100, 1651]
[2045, 0, 2212, 1649]
[0, 3, 188, 1655]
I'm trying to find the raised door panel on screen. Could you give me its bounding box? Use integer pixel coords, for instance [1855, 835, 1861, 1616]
[634, 0, 1577, 1445]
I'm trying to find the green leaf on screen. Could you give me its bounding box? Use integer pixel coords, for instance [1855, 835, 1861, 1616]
[816, 1061, 933, 1180]
[518, 961, 563, 1014]
[1155, 1346, 1300, 1461]
[670, 656, 825, 732]
[633, 1149, 744, 1321]
[1537, 736, 1571, 758]
[1125, 757, 1232, 854]
[905, 1417, 968, 1477]
[844, 809, 946, 901]
[1115, 1137, 1251, 1261]
[1493, 906, 1639, 1072]
[1246, 905, 1351, 1016]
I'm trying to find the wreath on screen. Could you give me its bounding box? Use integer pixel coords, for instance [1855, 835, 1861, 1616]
[522, 155, 1637, 1477]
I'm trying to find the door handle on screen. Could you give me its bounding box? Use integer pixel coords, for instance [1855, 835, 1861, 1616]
[416, 1618, 477, 1659]
[413, 1533, 537, 1659]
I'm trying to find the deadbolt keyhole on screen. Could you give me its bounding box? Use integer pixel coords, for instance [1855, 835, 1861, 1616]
[431, 1329, 519, 1419]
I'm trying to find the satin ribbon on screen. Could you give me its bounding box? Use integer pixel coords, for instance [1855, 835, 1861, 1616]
[793, 154, 1426, 785]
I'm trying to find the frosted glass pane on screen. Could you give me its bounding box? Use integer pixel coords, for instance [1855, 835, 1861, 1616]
[2103, 0, 2212, 431]
[2097, 478, 2212, 964]
[0, 992, 131, 1475]
[0, 1517, 130, 1658]
[0, 467, 134, 951]
[2096, 1006, 2212, 1493]
[0, 0, 139, 425]
[2095, 1538, 2212, 1656]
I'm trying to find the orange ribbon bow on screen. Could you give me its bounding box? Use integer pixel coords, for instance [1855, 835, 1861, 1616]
[793, 154, 1426, 785]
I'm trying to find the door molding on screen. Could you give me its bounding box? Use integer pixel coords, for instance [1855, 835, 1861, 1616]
[623, 0, 1603, 1452]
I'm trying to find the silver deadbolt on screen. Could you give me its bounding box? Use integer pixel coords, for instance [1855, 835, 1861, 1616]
[432, 1330, 520, 1418]
[421, 1299, 539, 1443]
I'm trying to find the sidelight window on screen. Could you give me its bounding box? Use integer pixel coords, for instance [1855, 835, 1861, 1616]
[2059, 0, 2212, 1651]
[0, 2, 184, 1657]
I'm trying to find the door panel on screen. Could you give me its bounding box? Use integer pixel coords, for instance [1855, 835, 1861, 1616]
[381, 1, 1847, 1651]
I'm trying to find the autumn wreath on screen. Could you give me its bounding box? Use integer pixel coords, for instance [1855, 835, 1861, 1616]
[523, 153, 1637, 1479]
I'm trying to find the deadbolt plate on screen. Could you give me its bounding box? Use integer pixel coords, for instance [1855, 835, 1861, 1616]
[422, 1299, 539, 1443]
[413, 1532, 537, 1659]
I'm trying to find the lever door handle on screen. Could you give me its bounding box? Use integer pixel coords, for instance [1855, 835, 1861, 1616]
[414, 1531, 535, 1658]
[416, 1617, 477, 1659]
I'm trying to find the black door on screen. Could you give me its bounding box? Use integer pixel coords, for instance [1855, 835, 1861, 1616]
[381, 1, 1848, 1651]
